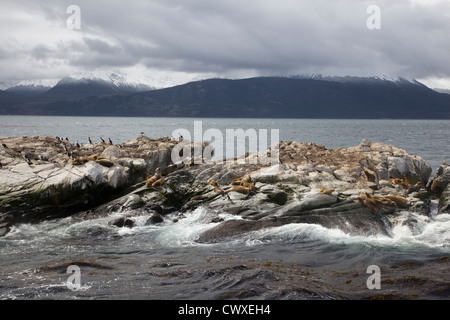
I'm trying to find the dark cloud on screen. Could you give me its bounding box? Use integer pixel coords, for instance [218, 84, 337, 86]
[1, 0, 449, 88]
[30, 44, 54, 61]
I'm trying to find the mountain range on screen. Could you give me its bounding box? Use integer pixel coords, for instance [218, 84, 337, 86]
[0, 74, 449, 119]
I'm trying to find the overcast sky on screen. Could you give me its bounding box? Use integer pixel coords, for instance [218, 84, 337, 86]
[1, 0, 450, 89]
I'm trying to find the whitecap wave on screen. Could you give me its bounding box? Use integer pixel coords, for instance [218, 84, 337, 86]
[233, 210, 450, 254]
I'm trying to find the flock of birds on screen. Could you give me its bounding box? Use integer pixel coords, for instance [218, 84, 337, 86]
[0, 132, 187, 169]
[0, 136, 115, 168]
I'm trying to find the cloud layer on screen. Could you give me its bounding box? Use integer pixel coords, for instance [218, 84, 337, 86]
[1, 0, 449, 88]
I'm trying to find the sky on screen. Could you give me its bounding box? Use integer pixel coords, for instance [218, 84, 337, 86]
[0, 0, 450, 89]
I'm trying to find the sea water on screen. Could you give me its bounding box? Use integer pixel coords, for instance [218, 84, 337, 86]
[0, 116, 449, 300]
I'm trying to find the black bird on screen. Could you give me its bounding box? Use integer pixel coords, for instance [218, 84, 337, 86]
[63, 144, 69, 152]
[23, 154, 33, 166]
[100, 137, 105, 143]
[88, 137, 93, 144]
[65, 137, 69, 142]
[108, 138, 113, 145]
[2, 143, 7, 149]
[76, 142, 80, 148]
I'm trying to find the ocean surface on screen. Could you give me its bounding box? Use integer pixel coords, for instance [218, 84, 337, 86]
[0, 116, 449, 300]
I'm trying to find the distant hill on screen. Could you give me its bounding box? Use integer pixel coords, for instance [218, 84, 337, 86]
[0, 90, 26, 114]
[0, 76, 449, 118]
[5, 84, 51, 97]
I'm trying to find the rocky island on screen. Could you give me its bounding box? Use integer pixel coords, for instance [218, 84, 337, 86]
[1, 135, 449, 240]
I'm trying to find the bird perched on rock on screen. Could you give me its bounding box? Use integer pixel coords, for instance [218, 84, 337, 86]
[100, 137, 105, 143]
[1, 143, 7, 149]
[109, 138, 113, 145]
[88, 137, 93, 144]
[23, 154, 33, 166]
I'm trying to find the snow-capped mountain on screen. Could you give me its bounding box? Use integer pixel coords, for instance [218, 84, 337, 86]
[56, 72, 156, 92]
[1, 75, 450, 118]
[0, 79, 57, 96]
[291, 74, 426, 87]
[43, 72, 158, 99]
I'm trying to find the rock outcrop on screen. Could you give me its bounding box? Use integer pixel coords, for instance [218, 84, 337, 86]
[430, 162, 450, 213]
[75, 138, 438, 242]
[0, 137, 443, 240]
[0, 135, 179, 234]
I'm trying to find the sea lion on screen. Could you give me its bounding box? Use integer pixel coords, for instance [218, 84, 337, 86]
[230, 175, 255, 193]
[151, 177, 165, 187]
[230, 178, 243, 186]
[240, 175, 252, 187]
[225, 185, 254, 195]
[71, 157, 86, 165]
[383, 195, 408, 208]
[231, 175, 252, 187]
[87, 155, 98, 162]
[190, 195, 209, 201]
[320, 187, 335, 195]
[209, 179, 231, 200]
[145, 167, 162, 187]
[389, 175, 412, 189]
[356, 193, 381, 212]
[356, 192, 408, 212]
[95, 159, 114, 167]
